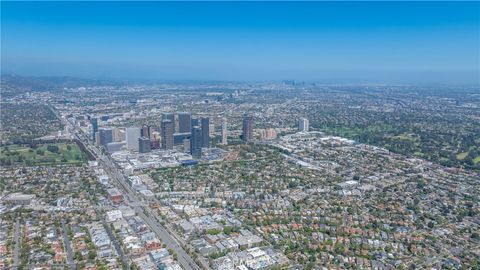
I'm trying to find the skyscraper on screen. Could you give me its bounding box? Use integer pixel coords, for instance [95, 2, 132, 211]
[112, 128, 126, 142]
[126, 127, 142, 151]
[298, 118, 309, 132]
[191, 118, 199, 130]
[182, 138, 190, 153]
[178, 112, 191, 133]
[141, 125, 151, 139]
[242, 114, 253, 142]
[162, 113, 175, 133]
[221, 117, 228, 145]
[150, 131, 161, 149]
[201, 117, 210, 148]
[95, 132, 100, 146]
[138, 137, 151, 153]
[190, 125, 202, 158]
[90, 117, 98, 142]
[161, 119, 174, 150]
[97, 128, 113, 146]
[261, 128, 277, 140]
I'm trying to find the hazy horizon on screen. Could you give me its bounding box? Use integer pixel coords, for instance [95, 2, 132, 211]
[2, 1, 479, 84]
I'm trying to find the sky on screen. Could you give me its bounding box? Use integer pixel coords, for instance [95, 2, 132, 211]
[1, 1, 479, 84]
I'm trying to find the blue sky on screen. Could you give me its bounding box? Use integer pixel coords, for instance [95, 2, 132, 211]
[1, 1, 479, 83]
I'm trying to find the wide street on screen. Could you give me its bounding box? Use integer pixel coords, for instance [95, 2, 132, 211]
[61, 219, 76, 270]
[65, 114, 205, 270]
[12, 217, 20, 270]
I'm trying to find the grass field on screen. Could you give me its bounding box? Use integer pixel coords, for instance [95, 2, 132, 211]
[456, 152, 469, 160]
[393, 133, 418, 141]
[474, 156, 480, 164]
[0, 142, 87, 166]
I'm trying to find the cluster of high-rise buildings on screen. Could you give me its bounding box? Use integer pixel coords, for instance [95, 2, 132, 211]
[91, 112, 310, 153]
[158, 112, 211, 158]
[90, 113, 311, 159]
[91, 117, 119, 148]
[90, 112, 223, 159]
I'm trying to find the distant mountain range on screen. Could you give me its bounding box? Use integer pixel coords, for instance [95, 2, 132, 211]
[1, 74, 121, 92]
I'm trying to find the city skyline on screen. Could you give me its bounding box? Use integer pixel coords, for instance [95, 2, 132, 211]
[1, 1, 479, 84]
[1, 2, 479, 269]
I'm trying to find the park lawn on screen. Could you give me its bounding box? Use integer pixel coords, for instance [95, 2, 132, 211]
[474, 156, 480, 164]
[0, 142, 86, 166]
[456, 152, 469, 160]
[392, 133, 418, 141]
[413, 151, 423, 156]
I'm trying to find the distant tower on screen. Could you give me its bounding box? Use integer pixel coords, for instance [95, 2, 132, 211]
[95, 132, 100, 146]
[138, 137, 151, 153]
[161, 120, 174, 150]
[97, 128, 113, 146]
[190, 126, 202, 158]
[191, 118, 199, 131]
[262, 128, 277, 140]
[183, 138, 190, 153]
[141, 125, 151, 139]
[126, 127, 141, 151]
[242, 114, 253, 142]
[150, 131, 161, 149]
[177, 112, 191, 133]
[221, 118, 228, 145]
[112, 128, 126, 142]
[298, 118, 309, 132]
[90, 117, 98, 142]
[201, 117, 210, 148]
[162, 113, 175, 133]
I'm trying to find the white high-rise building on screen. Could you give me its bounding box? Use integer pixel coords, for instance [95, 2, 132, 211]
[221, 118, 228, 145]
[126, 127, 141, 151]
[261, 128, 277, 140]
[298, 118, 309, 132]
[113, 128, 126, 142]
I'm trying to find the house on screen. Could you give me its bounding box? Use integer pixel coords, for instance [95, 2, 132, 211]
[106, 210, 123, 222]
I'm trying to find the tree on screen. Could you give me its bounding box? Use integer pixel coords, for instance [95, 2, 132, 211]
[47, 145, 60, 153]
[74, 250, 83, 261]
[427, 221, 434, 229]
[206, 228, 222, 235]
[88, 250, 96, 260]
